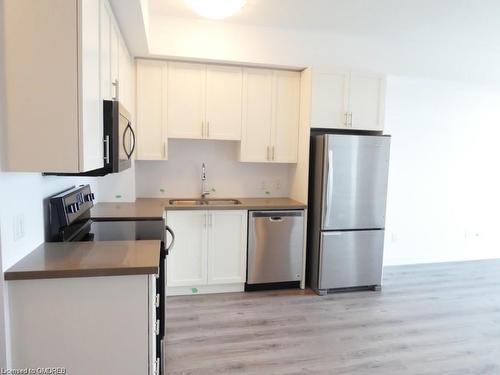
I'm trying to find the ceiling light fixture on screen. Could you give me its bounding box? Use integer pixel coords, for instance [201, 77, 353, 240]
[186, 0, 246, 20]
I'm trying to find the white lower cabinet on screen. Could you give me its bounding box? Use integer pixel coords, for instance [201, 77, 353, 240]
[166, 210, 247, 295]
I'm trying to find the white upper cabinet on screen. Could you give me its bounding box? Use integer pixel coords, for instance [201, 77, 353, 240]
[310, 69, 385, 131]
[272, 70, 301, 163]
[310, 71, 348, 129]
[3, 0, 101, 173]
[100, 0, 112, 101]
[240, 68, 274, 162]
[167, 62, 206, 139]
[240, 68, 300, 163]
[167, 62, 243, 140]
[136, 60, 167, 160]
[348, 73, 385, 131]
[110, 24, 120, 100]
[4, 0, 132, 173]
[205, 65, 243, 140]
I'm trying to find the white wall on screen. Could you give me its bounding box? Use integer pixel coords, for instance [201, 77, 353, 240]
[383, 76, 500, 265]
[148, 15, 500, 85]
[146, 14, 500, 265]
[136, 139, 291, 198]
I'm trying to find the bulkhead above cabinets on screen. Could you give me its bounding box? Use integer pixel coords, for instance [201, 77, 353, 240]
[135, 60, 302, 164]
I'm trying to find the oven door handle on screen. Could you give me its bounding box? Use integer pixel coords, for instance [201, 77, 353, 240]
[165, 225, 175, 254]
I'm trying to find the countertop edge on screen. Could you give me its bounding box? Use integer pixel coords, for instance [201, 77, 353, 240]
[4, 265, 160, 281]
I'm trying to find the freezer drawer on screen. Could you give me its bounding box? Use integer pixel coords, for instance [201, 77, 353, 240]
[248, 210, 304, 284]
[319, 230, 384, 290]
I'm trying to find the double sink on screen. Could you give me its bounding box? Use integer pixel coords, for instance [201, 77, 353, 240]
[169, 198, 242, 206]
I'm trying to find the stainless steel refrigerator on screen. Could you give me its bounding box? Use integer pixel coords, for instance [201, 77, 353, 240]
[308, 134, 391, 295]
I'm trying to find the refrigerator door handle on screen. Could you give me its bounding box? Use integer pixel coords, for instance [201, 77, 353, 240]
[324, 149, 334, 227]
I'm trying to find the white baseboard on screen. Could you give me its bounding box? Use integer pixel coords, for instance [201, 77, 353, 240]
[166, 283, 245, 296]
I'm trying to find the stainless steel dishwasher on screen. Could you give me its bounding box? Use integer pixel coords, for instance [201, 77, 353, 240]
[247, 210, 304, 288]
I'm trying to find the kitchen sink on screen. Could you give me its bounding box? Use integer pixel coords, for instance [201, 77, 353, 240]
[169, 199, 242, 206]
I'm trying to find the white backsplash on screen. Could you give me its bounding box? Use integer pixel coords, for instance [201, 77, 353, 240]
[135, 139, 292, 198]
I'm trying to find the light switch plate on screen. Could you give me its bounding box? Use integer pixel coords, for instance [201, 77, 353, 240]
[13, 214, 25, 241]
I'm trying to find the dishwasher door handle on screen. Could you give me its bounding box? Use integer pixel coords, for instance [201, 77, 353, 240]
[269, 217, 284, 222]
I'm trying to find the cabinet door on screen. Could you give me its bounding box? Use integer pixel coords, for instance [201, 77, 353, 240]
[207, 211, 247, 284]
[80, 0, 103, 171]
[272, 70, 300, 163]
[310, 71, 349, 129]
[240, 68, 273, 162]
[99, 0, 112, 101]
[348, 73, 385, 131]
[205, 65, 243, 140]
[167, 62, 206, 139]
[110, 23, 119, 100]
[118, 38, 132, 112]
[136, 60, 167, 160]
[166, 211, 208, 287]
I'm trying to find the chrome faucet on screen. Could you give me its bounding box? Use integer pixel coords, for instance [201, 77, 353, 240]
[201, 163, 211, 199]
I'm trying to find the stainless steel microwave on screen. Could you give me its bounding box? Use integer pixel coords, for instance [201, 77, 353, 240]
[45, 101, 135, 177]
[102, 100, 135, 175]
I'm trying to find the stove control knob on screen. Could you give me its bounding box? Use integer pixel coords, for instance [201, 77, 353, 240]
[84, 193, 95, 202]
[66, 203, 80, 214]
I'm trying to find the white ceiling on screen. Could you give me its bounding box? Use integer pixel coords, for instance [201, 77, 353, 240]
[149, 0, 500, 46]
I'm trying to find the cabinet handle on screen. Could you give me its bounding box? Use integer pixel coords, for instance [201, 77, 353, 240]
[344, 112, 349, 127]
[112, 79, 119, 100]
[208, 213, 212, 227]
[204, 213, 208, 228]
[207, 121, 210, 138]
[266, 146, 270, 161]
[349, 112, 353, 127]
[272, 146, 275, 161]
[163, 142, 167, 158]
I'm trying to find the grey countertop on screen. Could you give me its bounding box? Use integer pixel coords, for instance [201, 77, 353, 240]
[4, 240, 161, 281]
[90, 197, 306, 220]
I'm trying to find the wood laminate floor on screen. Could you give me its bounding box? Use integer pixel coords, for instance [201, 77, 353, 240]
[165, 260, 500, 375]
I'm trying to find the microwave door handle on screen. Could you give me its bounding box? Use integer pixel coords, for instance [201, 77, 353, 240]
[129, 123, 136, 158]
[123, 124, 133, 159]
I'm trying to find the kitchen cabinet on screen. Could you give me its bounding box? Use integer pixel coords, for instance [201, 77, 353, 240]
[207, 211, 248, 284]
[167, 62, 206, 139]
[3, 0, 133, 173]
[136, 60, 168, 160]
[167, 62, 243, 140]
[348, 73, 385, 131]
[7, 274, 157, 374]
[205, 65, 243, 140]
[240, 68, 300, 163]
[310, 70, 385, 131]
[166, 211, 207, 286]
[166, 210, 247, 293]
[101, 0, 131, 106]
[4, 0, 102, 173]
[272, 70, 301, 162]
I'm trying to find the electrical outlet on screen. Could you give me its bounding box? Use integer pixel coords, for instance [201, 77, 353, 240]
[260, 181, 268, 190]
[274, 179, 281, 191]
[13, 214, 25, 241]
